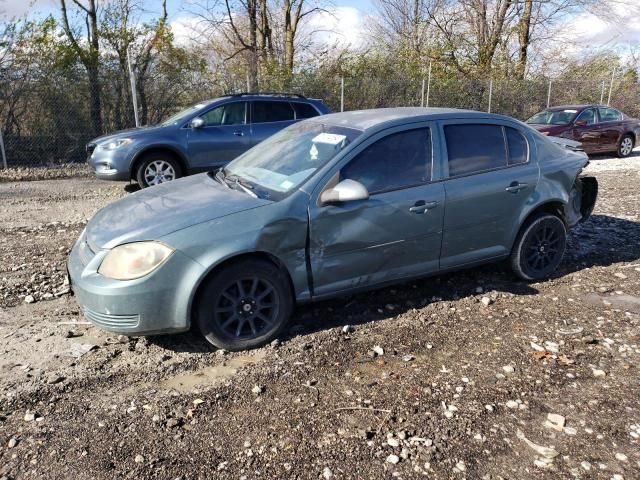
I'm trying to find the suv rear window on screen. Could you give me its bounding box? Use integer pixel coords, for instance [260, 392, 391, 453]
[445, 124, 528, 176]
[293, 102, 320, 119]
[252, 101, 295, 123]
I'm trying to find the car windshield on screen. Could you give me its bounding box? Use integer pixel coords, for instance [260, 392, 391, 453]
[160, 103, 208, 126]
[526, 109, 578, 125]
[224, 122, 362, 197]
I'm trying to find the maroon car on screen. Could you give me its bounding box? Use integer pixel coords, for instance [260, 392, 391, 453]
[526, 105, 640, 157]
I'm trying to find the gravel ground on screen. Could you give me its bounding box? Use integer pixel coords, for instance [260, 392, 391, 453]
[0, 153, 639, 480]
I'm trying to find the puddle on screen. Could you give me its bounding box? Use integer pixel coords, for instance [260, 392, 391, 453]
[162, 351, 266, 393]
[583, 293, 640, 313]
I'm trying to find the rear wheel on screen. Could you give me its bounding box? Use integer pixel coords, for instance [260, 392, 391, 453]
[136, 153, 182, 188]
[617, 134, 634, 158]
[195, 259, 293, 351]
[510, 213, 567, 281]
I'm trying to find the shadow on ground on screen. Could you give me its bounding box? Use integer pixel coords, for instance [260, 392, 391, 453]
[148, 214, 640, 352]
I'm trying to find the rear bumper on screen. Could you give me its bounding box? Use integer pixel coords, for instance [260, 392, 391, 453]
[68, 236, 205, 335]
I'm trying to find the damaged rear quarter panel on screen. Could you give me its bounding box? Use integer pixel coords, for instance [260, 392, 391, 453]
[514, 145, 589, 235]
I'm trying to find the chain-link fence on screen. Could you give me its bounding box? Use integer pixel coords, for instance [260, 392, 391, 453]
[1, 74, 639, 168]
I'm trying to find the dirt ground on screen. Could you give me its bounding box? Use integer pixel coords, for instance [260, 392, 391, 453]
[0, 153, 639, 480]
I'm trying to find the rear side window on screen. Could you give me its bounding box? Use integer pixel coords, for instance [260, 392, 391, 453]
[445, 124, 528, 176]
[341, 128, 431, 194]
[293, 102, 320, 119]
[445, 124, 506, 176]
[598, 107, 622, 122]
[252, 101, 295, 123]
[506, 127, 528, 165]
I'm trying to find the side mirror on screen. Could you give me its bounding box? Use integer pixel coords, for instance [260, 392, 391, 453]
[320, 179, 369, 205]
[574, 119, 588, 127]
[189, 117, 205, 129]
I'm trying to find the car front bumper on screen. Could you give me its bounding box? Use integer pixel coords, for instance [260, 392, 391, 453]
[68, 235, 206, 336]
[87, 146, 133, 181]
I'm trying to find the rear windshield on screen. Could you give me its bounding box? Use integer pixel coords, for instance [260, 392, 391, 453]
[526, 109, 578, 126]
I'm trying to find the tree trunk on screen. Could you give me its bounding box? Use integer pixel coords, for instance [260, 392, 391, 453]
[516, 0, 533, 80]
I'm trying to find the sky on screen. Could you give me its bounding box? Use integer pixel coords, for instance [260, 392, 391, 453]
[1, 0, 639, 54]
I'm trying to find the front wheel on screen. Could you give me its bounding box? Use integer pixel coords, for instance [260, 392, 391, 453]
[617, 134, 634, 158]
[136, 154, 182, 188]
[195, 259, 293, 351]
[510, 213, 567, 281]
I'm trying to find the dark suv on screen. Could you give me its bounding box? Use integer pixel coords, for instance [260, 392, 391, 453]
[86, 93, 330, 187]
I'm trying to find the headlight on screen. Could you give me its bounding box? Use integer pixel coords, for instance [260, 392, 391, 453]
[98, 241, 174, 280]
[98, 138, 133, 151]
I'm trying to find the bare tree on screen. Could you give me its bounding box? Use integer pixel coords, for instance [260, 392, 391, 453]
[59, 0, 103, 135]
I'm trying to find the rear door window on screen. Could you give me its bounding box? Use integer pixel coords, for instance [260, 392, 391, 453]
[252, 101, 295, 123]
[293, 102, 320, 119]
[341, 128, 431, 194]
[445, 124, 528, 175]
[597, 107, 622, 122]
[445, 124, 507, 177]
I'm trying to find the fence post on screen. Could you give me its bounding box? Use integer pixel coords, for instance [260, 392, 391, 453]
[0, 127, 7, 170]
[607, 68, 615, 106]
[426, 60, 432, 107]
[487, 79, 493, 113]
[546, 80, 552, 108]
[127, 47, 140, 128]
[340, 76, 344, 112]
[600, 80, 605, 104]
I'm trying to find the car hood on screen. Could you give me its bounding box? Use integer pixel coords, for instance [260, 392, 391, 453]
[529, 124, 569, 136]
[86, 174, 272, 250]
[89, 125, 166, 145]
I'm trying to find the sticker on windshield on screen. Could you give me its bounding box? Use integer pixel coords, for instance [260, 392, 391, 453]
[312, 133, 347, 145]
[563, 110, 577, 113]
[310, 144, 319, 160]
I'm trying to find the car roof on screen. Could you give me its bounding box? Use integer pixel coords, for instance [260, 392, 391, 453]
[306, 107, 512, 131]
[546, 104, 606, 112]
[205, 94, 314, 104]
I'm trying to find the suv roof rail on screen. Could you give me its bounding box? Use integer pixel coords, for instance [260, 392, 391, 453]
[229, 92, 307, 99]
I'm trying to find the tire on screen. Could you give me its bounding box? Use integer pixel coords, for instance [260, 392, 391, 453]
[617, 134, 634, 158]
[510, 213, 567, 281]
[135, 153, 182, 188]
[195, 259, 293, 351]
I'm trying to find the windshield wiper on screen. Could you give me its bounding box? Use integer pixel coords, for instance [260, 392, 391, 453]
[226, 174, 257, 198]
[214, 168, 230, 188]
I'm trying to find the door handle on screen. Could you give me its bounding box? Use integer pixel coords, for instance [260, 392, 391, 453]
[233, 131, 244, 136]
[409, 201, 438, 213]
[505, 182, 528, 193]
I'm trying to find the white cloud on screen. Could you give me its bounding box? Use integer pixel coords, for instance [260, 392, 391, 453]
[306, 6, 367, 49]
[169, 15, 204, 47]
[0, 0, 55, 19]
[564, 4, 640, 49]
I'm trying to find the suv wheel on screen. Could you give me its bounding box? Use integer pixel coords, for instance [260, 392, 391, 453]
[136, 153, 182, 188]
[195, 259, 293, 351]
[510, 213, 567, 281]
[617, 134, 634, 158]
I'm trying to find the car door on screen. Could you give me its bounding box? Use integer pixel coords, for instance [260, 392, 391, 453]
[187, 101, 251, 170]
[308, 124, 445, 297]
[250, 101, 296, 146]
[571, 108, 601, 152]
[439, 121, 539, 269]
[597, 107, 624, 151]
